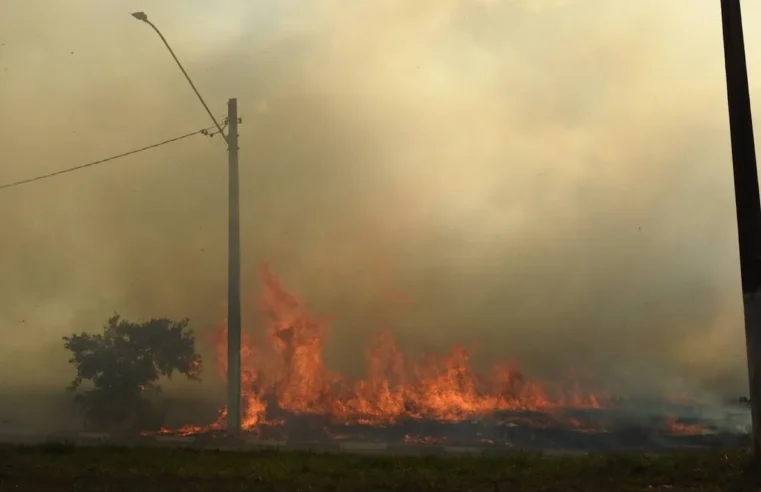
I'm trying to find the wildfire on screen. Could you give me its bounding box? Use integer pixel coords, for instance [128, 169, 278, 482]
[155, 264, 610, 436]
[663, 417, 712, 437]
[403, 434, 446, 445]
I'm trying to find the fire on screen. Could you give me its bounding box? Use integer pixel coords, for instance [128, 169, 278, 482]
[155, 264, 610, 436]
[403, 434, 446, 445]
[663, 417, 712, 436]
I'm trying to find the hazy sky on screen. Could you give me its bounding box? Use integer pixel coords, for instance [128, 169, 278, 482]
[0, 0, 760, 400]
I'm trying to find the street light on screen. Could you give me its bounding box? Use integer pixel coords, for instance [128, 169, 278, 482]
[130, 11, 243, 437]
[130, 12, 227, 142]
[130, 11, 148, 22]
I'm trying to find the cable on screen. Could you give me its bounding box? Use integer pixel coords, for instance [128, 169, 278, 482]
[0, 121, 226, 192]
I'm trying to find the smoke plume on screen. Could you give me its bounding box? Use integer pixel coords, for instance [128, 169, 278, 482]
[0, 0, 760, 422]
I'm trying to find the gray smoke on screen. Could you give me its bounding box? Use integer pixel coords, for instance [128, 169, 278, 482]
[0, 0, 760, 429]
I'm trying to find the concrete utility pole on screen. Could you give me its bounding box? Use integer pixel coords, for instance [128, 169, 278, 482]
[719, 0, 761, 457]
[131, 12, 243, 436]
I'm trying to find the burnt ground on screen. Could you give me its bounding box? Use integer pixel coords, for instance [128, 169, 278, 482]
[168, 402, 752, 452]
[1, 443, 760, 492]
[252, 409, 751, 451]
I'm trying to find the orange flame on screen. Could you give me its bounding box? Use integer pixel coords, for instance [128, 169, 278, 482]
[174, 264, 611, 434]
[403, 434, 446, 445]
[663, 417, 711, 436]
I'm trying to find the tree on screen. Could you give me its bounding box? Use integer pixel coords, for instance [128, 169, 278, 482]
[63, 314, 202, 432]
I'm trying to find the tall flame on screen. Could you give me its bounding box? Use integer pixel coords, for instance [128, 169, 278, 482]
[195, 264, 608, 433]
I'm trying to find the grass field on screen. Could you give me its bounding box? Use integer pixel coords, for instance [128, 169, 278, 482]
[0, 444, 758, 491]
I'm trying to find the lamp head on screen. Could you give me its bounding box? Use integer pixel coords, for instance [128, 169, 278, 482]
[131, 12, 148, 22]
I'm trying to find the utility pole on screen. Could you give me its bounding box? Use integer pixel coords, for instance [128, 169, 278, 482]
[719, 0, 761, 457]
[130, 12, 242, 437]
[226, 98, 242, 436]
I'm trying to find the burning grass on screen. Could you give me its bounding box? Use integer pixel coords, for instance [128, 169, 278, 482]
[0, 444, 757, 492]
[143, 265, 747, 449]
[154, 265, 621, 437]
[142, 265, 748, 448]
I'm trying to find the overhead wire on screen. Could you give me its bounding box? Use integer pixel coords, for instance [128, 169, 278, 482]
[0, 118, 228, 192]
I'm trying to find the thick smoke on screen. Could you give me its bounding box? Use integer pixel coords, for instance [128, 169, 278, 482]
[0, 0, 760, 425]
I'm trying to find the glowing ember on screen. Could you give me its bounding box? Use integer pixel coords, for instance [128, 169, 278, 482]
[663, 417, 713, 437]
[403, 434, 446, 445]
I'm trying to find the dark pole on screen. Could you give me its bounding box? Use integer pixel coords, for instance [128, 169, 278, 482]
[226, 98, 242, 436]
[720, 0, 761, 457]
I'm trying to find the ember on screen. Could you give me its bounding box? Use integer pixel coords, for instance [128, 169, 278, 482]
[403, 434, 446, 445]
[663, 417, 712, 437]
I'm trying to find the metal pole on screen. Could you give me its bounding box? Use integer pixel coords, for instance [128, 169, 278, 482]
[720, 0, 761, 457]
[226, 98, 242, 436]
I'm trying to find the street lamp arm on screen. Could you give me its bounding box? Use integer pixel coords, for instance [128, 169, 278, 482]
[135, 15, 228, 144]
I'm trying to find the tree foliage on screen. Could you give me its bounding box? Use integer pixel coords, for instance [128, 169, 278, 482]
[63, 314, 202, 431]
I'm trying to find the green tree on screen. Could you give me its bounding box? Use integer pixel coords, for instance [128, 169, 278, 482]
[63, 314, 202, 432]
